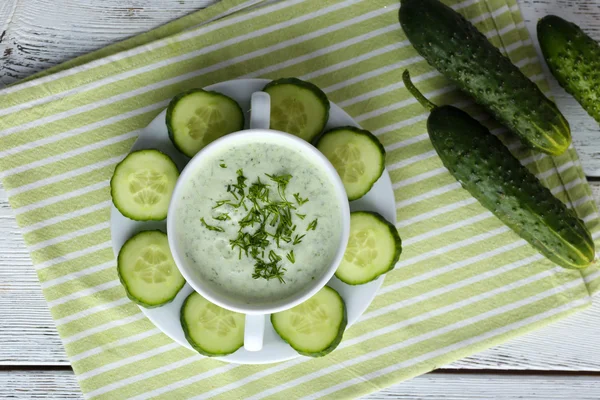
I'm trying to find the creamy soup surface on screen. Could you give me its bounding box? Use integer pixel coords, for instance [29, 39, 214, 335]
[175, 140, 343, 304]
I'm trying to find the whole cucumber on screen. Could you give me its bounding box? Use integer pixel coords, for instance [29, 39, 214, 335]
[403, 70, 594, 269]
[538, 15, 600, 123]
[399, 0, 571, 156]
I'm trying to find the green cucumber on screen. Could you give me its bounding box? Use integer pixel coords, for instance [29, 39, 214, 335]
[263, 78, 330, 142]
[317, 126, 385, 201]
[538, 15, 600, 123]
[181, 291, 245, 357]
[271, 286, 346, 357]
[403, 70, 595, 270]
[166, 89, 244, 158]
[399, 0, 571, 156]
[335, 211, 402, 285]
[111, 149, 179, 221]
[118, 230, 185, 308]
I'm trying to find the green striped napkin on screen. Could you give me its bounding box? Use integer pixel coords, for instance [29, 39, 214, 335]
[1, 0, 599, 398]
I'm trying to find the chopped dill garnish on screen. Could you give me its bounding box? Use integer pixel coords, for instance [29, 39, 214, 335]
[200, 218, 224, 232]
[286, 250, 295, 264]
[252, 258, 286, 283]
[307, 219, 318, 231]
[293, 234, 305, 245]
[212, 200, 231, 209]
[211, 169, 316, 282]
[213, 213, 230, 221]
[294, 193, 309, 205]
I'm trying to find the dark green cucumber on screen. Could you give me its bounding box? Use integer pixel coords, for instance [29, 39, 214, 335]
[403, 70, 594, 270]
[538, 15, 600, 123]
[399, 0, 571, 156]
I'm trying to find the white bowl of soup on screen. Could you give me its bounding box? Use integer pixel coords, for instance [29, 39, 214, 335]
[167, 129, 350, 316]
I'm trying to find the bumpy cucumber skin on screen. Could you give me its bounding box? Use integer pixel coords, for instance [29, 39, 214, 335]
[180, 292, 243, 357]
[271, 286, 347, 357]
[110, 149, 179, 221]
[166, 88, 244, 158]
[538, 15, 600, 123]
[117, 230, 185, 308]
[335, 211, 402, 285]
[399, 0, 571, 156]
[263, 77, 331, 142]
[427, 105, 594, 269]
[316, 126, 386, 201]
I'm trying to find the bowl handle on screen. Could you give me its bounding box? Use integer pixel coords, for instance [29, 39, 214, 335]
[250, 91, 271, 130]
[244, 313, 265, 352]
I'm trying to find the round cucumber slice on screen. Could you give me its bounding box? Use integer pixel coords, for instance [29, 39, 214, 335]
[271, 286, 347, 357]
[317, 126, 385, 201]
[118, 230, 185, 308]
[263, 78, 330, 142]
[111, 149, 179, 221]
[181, 292, 245, 357]
[335, 211, 402, 285]
[166, 89, 244, 157]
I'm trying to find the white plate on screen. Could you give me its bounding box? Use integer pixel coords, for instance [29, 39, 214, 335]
[110, 79, 396, 364]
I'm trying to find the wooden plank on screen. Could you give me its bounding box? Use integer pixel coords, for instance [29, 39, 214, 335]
[366, 373, 600, 400]
[0, 0, 19, 89]
[0, 186, 68, 365]
[518, 0, 600, 177]
[0, 369, 81, 399]
[451, 300, 600, 371]
[0, 0, 217, 85]
[2, 369, 600, 399]
[1, 183, 600, 369]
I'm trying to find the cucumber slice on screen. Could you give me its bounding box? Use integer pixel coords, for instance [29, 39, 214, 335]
[181, 292, 245, 357]
[166, 89, 244, 157]
[335, 211, 402, 285]
[111, 149, 179, 221]
[271, 286, 347, 357]
[317, 126, 385, 201]
[263, 78, 330, 142]
[118, 230, 185, 308]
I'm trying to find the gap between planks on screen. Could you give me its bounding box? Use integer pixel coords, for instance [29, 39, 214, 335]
[7, 365, 600, 376]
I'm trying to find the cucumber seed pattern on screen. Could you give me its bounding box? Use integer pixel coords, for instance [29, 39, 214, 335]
[187, 106, 226, 145]
[197, 303, 240, 337]
[129, 170, 168, 206]
[134, 246, 174, 284]
[290, 297, 329, 334]
[271, 97, 308, 136]
[344, 228, 378, 268]
[329, 144, 366, 184]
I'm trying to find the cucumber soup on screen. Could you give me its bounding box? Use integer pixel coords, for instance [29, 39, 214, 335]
[175, 139, 343, 304]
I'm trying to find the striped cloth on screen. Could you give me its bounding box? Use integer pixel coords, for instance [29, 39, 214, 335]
[1, 0, 599, 398]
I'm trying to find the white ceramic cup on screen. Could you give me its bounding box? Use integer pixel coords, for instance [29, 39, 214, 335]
[167, 91, 350, 353]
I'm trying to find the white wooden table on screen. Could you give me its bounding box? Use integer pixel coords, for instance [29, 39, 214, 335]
[1, 0, 600, 398]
